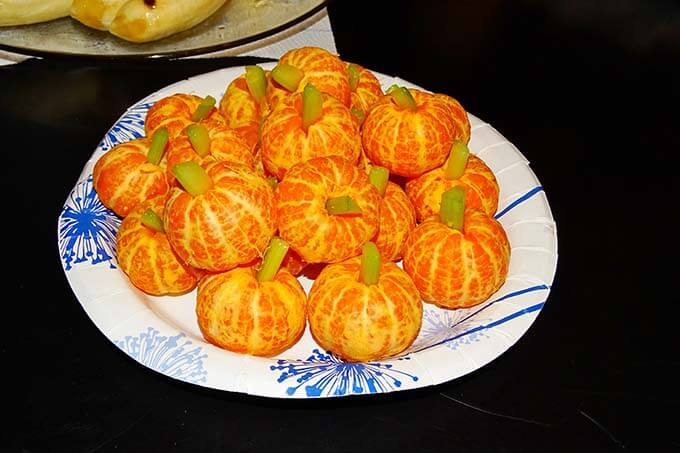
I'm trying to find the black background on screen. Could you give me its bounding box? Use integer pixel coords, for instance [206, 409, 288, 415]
[2, 0, 679, 451]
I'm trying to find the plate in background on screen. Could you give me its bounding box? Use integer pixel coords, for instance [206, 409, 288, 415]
[0, 0, 326, 58]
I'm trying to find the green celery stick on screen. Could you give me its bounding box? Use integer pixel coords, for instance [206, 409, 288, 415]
[271, 63, 304, 92]
[256, 237, 289, 282]
[245, 65, 267, 102]
[147, 127, 169, 165]
[191, 95, 216, 122]
[302, 83, 324, 130]
[360, 242, 381, 286]
[440, 186, 466, 231]
[172, 161, 213, 196]
[140, 208, 164, 233]
[369, 166, 389, 197]
[186, 124, 210, 157]
[325, 196, 363, 215]
[444, 140, 470, 180]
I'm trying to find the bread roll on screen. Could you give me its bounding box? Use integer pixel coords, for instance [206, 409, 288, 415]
[1, 0, 72, 26]
[109, 0, 228, 43]
[70, 0, 127, 30]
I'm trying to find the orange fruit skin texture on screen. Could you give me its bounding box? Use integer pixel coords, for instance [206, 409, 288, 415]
[434, 93, 471, 144]
[145, 93, 227, 139]
[374, 182, 417, 261]
[362, 89, 461, 178]
[275, 156, 380, 264]
[164, 162, 275, 272]
[405, 155, 500, 222]
[116, 197, 199, 296]
[196, 266, 307, 356]
[165, 123, 255, 183]
[93, 137, 169, 217]
[307, 256, 423, 362]
[266, 46, 352, 108]
[348, 63, 383, 116]
[403, 210, 511, 309]
[261, 93, 361, 179]
[357, 147, 372, 174]
[219, 74, 269, 151]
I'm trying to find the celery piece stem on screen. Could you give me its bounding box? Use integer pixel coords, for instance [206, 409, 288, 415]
[186, 124, 211, 157]
[360, 242, 381, 286]
[348, 64, 361, 91]
[271, 63, 304, 92]
[147, 127, 169, 165]
[369, 166, 389, 197]
[444, 140, 470, 180]
[140, 208, 164, 233]
[389, 86, 417, 111]
[191, 95, 216, 122]
[245, 65, 267, 102]
[256, 237, 290, 282]
[440, 187, 466, 231]
[325, 196, 363, 215]
[172, 161, 213, 196]
[302, 83, 323, 130]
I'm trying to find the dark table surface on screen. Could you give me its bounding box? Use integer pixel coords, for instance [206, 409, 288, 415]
[3, 1, 679, 452]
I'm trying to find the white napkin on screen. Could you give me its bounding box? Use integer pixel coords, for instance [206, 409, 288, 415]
[0, 7, 336, 66]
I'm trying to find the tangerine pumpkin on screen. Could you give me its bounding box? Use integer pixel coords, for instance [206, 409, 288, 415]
[406, 142, 499, 221]
[307, 242, 422, 362]
[260, 89, 361, 178]
[267, 46, 351, 108]
[218, 69, 269, 150]
[165, 122, 255, 183]
[93, 137, 169, 217]
[164, 161, 275, 271]
[116, 197, 199, 295]
[362, 87, 459, 178]
[145, 93, 226, 139]
[403, 187, 510, 308]
[275, 156, 380, 263]
[196, 238, 306, 356]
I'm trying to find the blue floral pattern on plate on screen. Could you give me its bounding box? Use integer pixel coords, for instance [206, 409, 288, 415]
[59, 175, 120, 270]
[98, 102, 153, 152]
[116, 328, 208, 384]
[270, 349, 418, 397]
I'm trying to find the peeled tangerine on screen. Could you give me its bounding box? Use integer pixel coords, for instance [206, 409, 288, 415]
[165, 122, 255, 183]
[368, 167, 416, 261]
[164, 161, 275, 272]
[196, 238, 306, 356]
[362, 87, 468, 178]
[117, 197, 200, 296]
[267, 46, 351, 108]
[406, 141, 499, 222]
[219, 66, 270, 150]
[403, 187, 510, 309]
[260, 85, 361, 178]
[276, 156, 380, 263]
[145, 93, 226, 139]
[434, 94, 472, 144]
[93, 136, 169, 217]
[346, 62, 383, 124]
[308, 243, 422, 362]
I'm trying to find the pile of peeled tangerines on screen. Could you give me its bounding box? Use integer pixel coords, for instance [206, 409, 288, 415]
[93, 47, 510, 362]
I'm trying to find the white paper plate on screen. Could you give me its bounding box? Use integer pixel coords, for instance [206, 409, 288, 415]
[57, 63, 558, 399]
